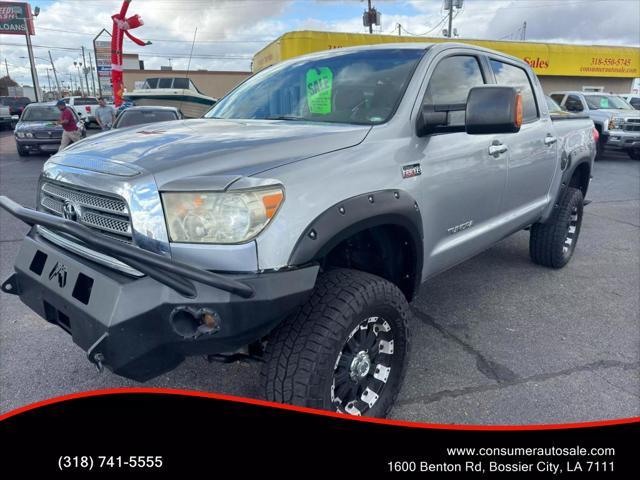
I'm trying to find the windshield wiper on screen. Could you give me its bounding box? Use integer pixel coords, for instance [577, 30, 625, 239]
[264, 115, 306, 121]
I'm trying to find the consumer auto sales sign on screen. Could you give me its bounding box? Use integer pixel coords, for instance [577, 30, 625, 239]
[0, 2, 35, 35]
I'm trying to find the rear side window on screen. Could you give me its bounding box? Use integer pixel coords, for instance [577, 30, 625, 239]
[423, 55, 485, 126]
[172, 78, 189, 89]
[490, 60, 538, 122]
[629, 97, 640, 108]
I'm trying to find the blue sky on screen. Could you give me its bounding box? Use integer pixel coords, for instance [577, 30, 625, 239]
[2, 0, 639, 87]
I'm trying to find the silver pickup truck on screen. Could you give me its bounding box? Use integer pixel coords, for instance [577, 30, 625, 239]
[550, 91, 640, 160]
[1, 43, 596, 417]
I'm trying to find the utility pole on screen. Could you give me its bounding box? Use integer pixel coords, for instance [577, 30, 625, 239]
[362, 0, 380, 34]
[87, 52, 97, 96]
[23, 17, 41, 101]
[81, 46, 91, 96]
[45, 68, 52, 97]
[522, 21, 527, 41]
[397, 23, 401, 36]
[443, 0, 463, 38]
[4, 58, 9, 78]
[49, 51, 62, 98]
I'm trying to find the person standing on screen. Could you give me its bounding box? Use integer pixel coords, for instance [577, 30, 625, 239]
[95, 97, 116, 131]
[57, 100, 81, 151]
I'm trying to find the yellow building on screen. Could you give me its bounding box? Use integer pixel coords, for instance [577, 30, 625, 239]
[253, 31, 640, 93]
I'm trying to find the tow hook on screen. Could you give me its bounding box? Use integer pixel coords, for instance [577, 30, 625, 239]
[1, 274, 20, 296]
[86, 332, 109, 373]
[93, 353, 105, 373]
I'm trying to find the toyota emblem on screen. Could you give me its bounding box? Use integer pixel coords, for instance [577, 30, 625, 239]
[62, 201, 79, 221]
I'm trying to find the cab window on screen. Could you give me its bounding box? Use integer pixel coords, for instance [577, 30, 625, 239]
[491, 60, 538, 123]
[422, 55, 486, 127]
[490, 60, 538, 122]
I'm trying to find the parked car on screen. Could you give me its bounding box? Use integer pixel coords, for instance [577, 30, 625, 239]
[0, 104, 11, 129]
[61, 96, 100, 126]
[113, 106, 182, 129]
[0, 96, 32, 116]
[549, 91, 640, 160]
[621, 94, 640, 110]
[0, 43, 596, 417]
[14, 103, 86, 156]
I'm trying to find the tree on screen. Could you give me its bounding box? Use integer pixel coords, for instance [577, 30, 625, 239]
[0, 76, 19, 96]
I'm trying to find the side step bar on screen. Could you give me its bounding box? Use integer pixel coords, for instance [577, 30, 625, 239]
[0, 196, 254, 299]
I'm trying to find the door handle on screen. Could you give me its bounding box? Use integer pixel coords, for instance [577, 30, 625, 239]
[488, 143, 508, 156]
[544, 135, 557, 145]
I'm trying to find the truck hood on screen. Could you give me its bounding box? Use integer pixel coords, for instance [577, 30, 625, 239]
[15, 120, 63, 132]
[597, 108, 640, 117]
[55, 118, 371, 183]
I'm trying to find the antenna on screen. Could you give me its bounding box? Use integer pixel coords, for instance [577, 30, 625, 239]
[178, 27, 198, 117]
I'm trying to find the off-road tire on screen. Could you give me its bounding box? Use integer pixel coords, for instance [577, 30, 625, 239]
[595, 136, 605, 161]
[627, 148, 640, 161]
[530, 187, 584, 268]
[261, 268, 410, 418]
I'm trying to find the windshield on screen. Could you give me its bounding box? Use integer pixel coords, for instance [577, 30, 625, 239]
[585, 95, 633, 110]
[206, 48, 425, 125]
[115, 109, 178, 128]
[545, 96, 565, 113]
[21, 106, 61, 122]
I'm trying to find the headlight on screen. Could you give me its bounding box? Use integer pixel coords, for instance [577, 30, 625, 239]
[25, 131, 34, 138]
[162, 187, 284, 244]
[608, 116, 623, 130]
[15, 131, 28, 138]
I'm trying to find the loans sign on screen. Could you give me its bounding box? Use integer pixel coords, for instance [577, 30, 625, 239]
[0, 1, 35, 35]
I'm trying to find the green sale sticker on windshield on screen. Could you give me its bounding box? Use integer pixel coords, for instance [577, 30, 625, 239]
[306, 67, 333, 114]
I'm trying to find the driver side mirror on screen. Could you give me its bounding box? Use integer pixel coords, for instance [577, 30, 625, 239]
[416, 106, 448, 137]
[465, 86, 522, 135]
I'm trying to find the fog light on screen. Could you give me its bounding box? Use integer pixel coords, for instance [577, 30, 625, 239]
[170, 306, 221, 339]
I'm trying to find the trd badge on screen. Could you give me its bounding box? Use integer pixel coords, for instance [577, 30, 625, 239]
[402, 163, 422, 179]
[48, 262, 68, 288]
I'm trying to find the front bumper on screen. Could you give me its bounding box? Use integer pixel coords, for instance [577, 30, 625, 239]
[602, 130, 640, 150]
[1, 198, 318, 382]
[16, 137, 61, 153]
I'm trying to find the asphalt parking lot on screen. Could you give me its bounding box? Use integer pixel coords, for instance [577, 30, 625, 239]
[0, 128, 638, 424]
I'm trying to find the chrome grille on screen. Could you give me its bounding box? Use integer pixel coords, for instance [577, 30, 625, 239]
[40, 181, 132, 242]
[42, 182, 128, 215]
[34, 130, 62, 139]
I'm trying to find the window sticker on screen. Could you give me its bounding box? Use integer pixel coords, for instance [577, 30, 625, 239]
[599, 97, 609, 108]
[306, 67, 333, 115]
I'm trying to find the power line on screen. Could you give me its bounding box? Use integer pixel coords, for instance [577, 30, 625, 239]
[36, 26, 271, 43]
[0, 42, 251, 59]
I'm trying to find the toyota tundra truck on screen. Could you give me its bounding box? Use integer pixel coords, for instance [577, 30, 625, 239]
[0, 43, 597, 418]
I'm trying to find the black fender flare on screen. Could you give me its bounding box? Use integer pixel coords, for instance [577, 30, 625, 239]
[288, 190, 424, 295]
[541, 153, 592, 224]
